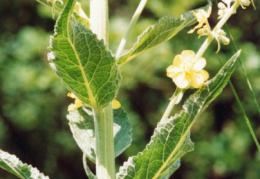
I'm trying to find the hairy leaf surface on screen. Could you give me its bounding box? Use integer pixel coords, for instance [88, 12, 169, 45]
[0, 149, 49, 179]
[48, 0, 121, 108]
[67, 107, 132, 162]
[117, 3, 211, 65]
[116, 51, 241, 179]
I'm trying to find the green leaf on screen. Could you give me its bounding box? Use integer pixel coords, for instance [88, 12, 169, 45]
[116, 50, 241, 179]
[67, 107, 132, 163]
[117, 3, 211, 65]
[37, 0, 90, 27]
[161, 160, 180, 179]
[36, 0, 64, 12]
[48, 0, 121, 108]
[0, 149, 49, 179]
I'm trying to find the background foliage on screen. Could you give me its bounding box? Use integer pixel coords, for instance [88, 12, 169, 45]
[0, 0, 259, 178]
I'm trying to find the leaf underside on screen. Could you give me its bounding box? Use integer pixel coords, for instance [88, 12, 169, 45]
[49, 0, 121, 108]
[67, 107, 132, 163]
[0, 149, 49, 179]
[116, 50, 241, 179]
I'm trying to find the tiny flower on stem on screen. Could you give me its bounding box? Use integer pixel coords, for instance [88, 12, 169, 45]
[237, 0, 251, 8]
[188, 7, 212, 35]
[166, 50, 209, 89]
[189, 3, 230, 53]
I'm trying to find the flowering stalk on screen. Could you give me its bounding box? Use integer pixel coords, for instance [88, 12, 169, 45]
[163, 0, 250, 121]
[195, 1, 240, 60]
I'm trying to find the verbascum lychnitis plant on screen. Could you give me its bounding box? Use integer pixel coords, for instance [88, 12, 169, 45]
[0, 0, 258, 179]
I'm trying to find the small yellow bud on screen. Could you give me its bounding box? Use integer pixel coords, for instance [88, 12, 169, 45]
[112, 99, 121, 109]
[67, 92, 83, 111]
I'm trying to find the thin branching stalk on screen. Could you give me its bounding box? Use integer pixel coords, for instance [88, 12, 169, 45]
[195, 1, 240, 60]
[227, 80, 260, 152]
[116, 0, 148, 58]
[224, 24, 260, 117]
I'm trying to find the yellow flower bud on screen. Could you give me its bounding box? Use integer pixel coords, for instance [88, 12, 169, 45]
[112, 99, 121, 109]
[67, 92, 83, 111]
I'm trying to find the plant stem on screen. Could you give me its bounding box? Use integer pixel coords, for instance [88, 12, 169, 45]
[90, 0, 115, 178]
[115, 0, 148, 59]
[90, 0, 109, 45]
[93, 104, 115, 179]
[161, 88, 184, 123]
[227, 81, 260, 151]
[224, 24, 260, 117]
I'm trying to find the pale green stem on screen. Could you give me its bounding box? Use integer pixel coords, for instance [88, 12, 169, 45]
[195, 1, 240, 60]
[90, 0, 115, 178]
[115, 0, 148, 59]
[224, 24, 260, 117]
[228, 80, 260, 152]
[90, 0, 109, 45]
[161, 88, 185, 123]
[93, 104, 115, 179]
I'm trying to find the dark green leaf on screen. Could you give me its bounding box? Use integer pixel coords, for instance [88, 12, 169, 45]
[48, 0, 121, 108]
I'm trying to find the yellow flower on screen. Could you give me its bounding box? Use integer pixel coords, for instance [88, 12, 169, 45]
[166, 50, 209, 89]
[112, 99, 121, 109]
[188, 7, 212, 34]
[67, 92, 82, 111]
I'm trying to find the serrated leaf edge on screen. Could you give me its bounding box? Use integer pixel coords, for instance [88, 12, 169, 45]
[0, 149, 49, 179]
[117, 50, 241, 179]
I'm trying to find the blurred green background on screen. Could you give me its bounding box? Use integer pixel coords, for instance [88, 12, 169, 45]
[0, 0, 259, 178]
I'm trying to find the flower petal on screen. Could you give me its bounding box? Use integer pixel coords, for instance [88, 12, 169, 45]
[173, 73, 189, 89]
[190, 70, 209, 88]
[172, 55, 182, 67]
[193, 57, 206, 71]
